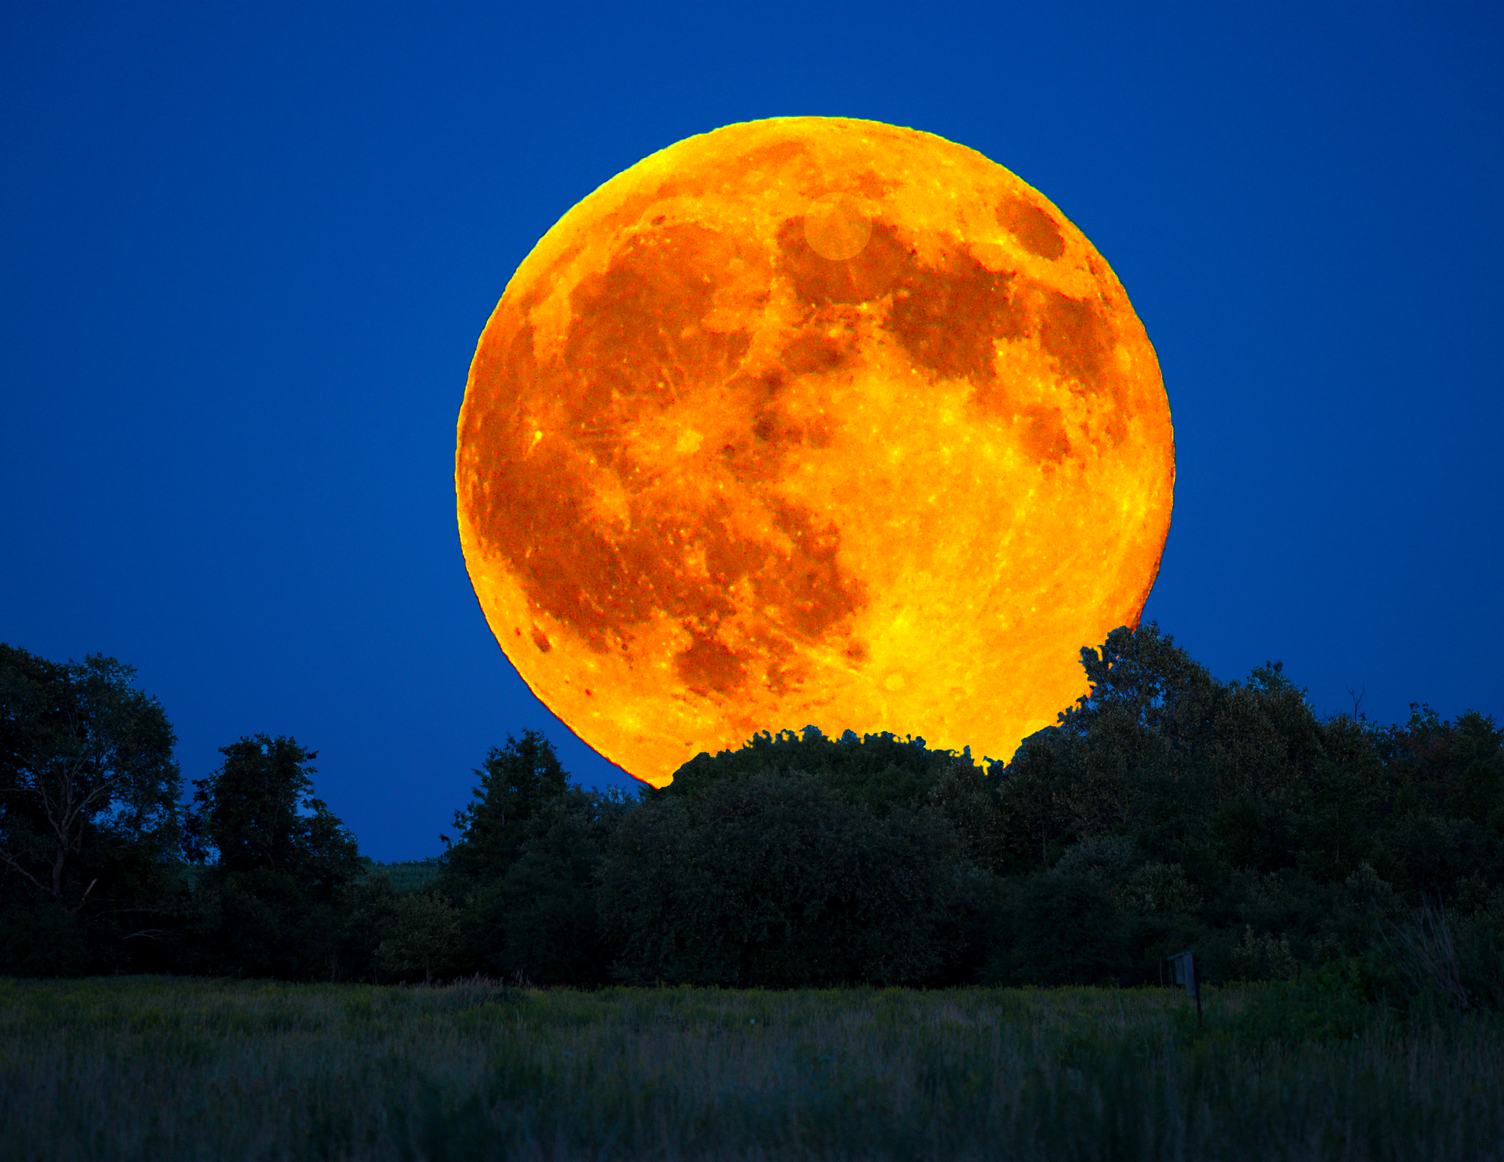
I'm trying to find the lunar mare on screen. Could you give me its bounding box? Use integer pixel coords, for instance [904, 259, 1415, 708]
[457, 117, 1174, 787]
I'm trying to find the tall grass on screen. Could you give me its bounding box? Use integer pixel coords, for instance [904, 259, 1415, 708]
[2, 977, 1502, 1160]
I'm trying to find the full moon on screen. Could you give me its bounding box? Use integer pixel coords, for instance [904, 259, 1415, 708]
[457, 117, 1173, 787]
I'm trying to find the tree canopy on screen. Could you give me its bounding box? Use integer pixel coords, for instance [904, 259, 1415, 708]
[186, 735, 362, 978]
[2, 629, 1501, 1007]
[0, 644, 182, 972]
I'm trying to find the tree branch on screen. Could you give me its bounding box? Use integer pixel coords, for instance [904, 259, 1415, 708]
[0, 846, 52, 897]
[68, 877, 99, 914]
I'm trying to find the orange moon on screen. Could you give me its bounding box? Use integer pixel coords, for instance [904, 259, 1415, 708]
[456, 117, 1173, 788]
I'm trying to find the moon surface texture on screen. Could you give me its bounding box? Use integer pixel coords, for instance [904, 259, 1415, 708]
[457, 117, 1174, 788]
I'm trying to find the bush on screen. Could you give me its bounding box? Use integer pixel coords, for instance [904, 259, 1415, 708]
[480, 797, 612, 985]
[1231, 925, 1299, 982]
[981, 870, 1131, 986]
[1373, 900, 1504, 1014]
[378, 892, 464, 983]
[1220, 968, 1389, 1048]
[599, 767, 965, 986]
[0, 896, 91, 976]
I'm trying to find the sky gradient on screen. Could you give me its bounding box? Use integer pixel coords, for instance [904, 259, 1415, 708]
[3, 0, 1501, 860]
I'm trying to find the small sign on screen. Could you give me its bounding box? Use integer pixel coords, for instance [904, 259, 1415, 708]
[1168, 949, 1203, 1024]
[1168, 949, 1197, 998]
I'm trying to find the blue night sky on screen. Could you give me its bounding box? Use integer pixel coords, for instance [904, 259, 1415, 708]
[3, 2, 1500, 860]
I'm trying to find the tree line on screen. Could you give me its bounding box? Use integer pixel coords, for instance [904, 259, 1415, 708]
[2, 629, 1501, 1006]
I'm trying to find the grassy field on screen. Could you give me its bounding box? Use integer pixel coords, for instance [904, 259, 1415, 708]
[2, 977, 1502, 1161]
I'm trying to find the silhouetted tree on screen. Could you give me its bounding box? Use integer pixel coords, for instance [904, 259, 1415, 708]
[440, 732, 625, 983]
[442, 730, 569, 883]
[331, 870, 401, 981]
[0, 644, 182, 973]
[186, 735, 361, 978]
[483, 789, 628, 984]
[6, 627, 1498, 994]
[671, 725, 975, 817]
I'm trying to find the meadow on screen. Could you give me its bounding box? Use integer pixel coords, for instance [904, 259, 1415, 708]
[3, 977, 1503, 1161]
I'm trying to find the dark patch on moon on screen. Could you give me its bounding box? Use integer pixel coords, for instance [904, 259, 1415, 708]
[1017, 405, 1071, 464]
[764, 500, 866, 639]
[775, 216, 912, 304]
[778, 330, 856, 375]
[721, 365, 835, 479]
[996, 195, 1066, 260]
[462, 223, 870, 693]
[849, 169, 897, 199]
[1038, 291, 1112, 385]
[886, 250, 1024, 384]
[531, 627, 552, 652]
[774, 208, 1123, 441]
[1034, 291, 1131, 444]
[676, 632, 747, 696]
[565, 222, 752, 422]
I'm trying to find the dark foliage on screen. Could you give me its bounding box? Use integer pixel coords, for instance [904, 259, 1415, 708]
[3, 629, 1502, 1002]
[185, 735, 363, 978]
[0, 644, 183, 974]
[600, 763, 966, 986]
[438, 731, 628, 984]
